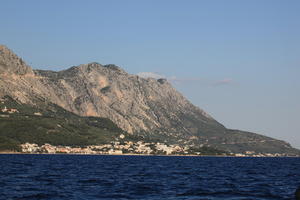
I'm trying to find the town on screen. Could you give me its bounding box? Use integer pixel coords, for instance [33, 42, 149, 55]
[20, 134, 289, 157]
[0, 101, 294, 157]
[21, 137, 190, 156]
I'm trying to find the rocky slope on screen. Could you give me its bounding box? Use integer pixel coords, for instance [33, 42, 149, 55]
[0, 45, 299, 155]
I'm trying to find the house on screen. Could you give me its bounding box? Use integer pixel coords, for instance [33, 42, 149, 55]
[34, 112, 43, 116]
[1, 106, 7, 112]
[1, 106, 19, 113]
[8, 108, 19, 113]
[108, 149, 123, 155]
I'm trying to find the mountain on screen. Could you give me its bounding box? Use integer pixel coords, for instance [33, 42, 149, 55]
[0, 45, 299, 155]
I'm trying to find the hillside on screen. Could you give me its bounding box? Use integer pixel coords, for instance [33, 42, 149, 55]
[0, 96, 131, 151]
[0, 45, 299, 155]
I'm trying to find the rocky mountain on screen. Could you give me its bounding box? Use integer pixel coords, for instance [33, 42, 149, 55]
[0, 45, 33, 75]
[0, 45, 299, 155]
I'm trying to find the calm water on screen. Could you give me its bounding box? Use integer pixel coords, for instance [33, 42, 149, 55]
[0, 155, 299, 200]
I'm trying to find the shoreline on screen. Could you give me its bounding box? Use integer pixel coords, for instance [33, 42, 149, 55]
[0, 152, 299, 158]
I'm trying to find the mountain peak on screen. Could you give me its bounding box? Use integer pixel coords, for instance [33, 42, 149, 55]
[0, 45, 10, 51]
[103, 64, 125, 72]
[0, 45, 33, 75]
[72, 62, 128, 76]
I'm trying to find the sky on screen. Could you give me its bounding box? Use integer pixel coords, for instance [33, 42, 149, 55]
[1, 0, 300, 148]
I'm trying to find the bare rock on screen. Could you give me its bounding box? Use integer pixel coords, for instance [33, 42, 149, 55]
[0, 45, 33, 75]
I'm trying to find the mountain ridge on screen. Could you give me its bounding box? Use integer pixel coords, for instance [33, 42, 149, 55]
[0, 45, 299, 155]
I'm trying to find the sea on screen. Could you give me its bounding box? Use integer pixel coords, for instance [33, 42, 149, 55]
[0, 154, 299, 200]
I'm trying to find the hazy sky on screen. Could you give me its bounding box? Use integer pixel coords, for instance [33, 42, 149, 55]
[1, 0, 299, 148]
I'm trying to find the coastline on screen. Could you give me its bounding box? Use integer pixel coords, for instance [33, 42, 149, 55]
[0, 152, 299, 158]
[0, 152, 210, 157]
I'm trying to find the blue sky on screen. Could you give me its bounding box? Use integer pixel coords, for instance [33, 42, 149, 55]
[1, 0, 300, 148]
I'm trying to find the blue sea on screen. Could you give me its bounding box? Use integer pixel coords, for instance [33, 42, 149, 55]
[0, 155, 299, 200]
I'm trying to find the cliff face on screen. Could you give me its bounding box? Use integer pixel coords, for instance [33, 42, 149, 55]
[0, 45, 33, 75]
[35, 62, 221, 136]
[0, 45, 299, 154]
[0, 45, 48, 104]
[0, 45, 217, 136]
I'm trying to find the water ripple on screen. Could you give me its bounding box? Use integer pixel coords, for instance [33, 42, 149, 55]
[0, 155, 299, 200]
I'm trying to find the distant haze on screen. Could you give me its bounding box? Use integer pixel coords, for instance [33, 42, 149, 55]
[1, 0, 299, 148]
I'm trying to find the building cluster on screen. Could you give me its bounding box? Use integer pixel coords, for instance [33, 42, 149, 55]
[20, 140, 189, 155]
[19, 134, 292, 157]
[1, 106, 19, 114]
[20, 141, 290, 157]
[234, 151, 287, 157]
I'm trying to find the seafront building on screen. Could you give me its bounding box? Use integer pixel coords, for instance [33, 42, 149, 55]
[20, 140, 288, 157]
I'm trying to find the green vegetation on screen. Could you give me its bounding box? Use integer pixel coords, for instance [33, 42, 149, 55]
[0, 96, 229, 155]
[100, 86, 111, 93]
[0, 136, 21, 152]
[188, 146, 228, 156]
[1, 95, 299, 156]
[0, 96, 129, 151]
